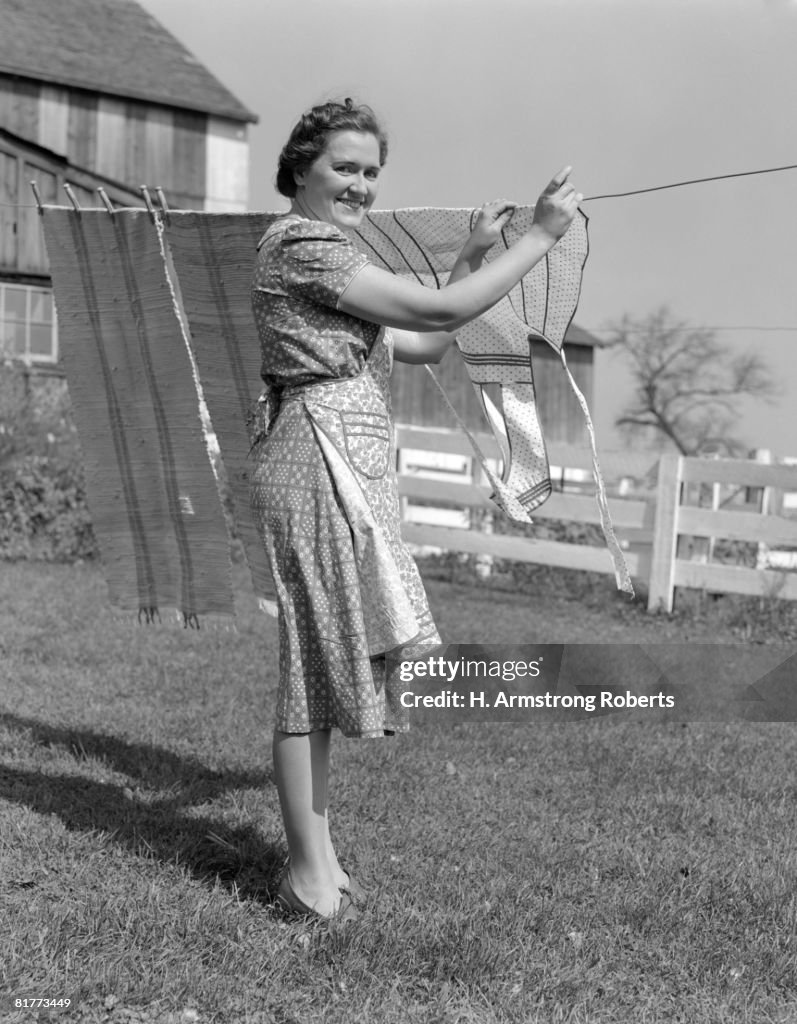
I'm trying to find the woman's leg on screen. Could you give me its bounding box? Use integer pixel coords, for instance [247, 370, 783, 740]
[272, 728, 341, 915]
[324, 810, 349, 889]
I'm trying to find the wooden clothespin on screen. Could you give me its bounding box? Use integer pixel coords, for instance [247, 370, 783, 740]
[140, 185, 156, 220]
[97, 187, 115, 217]
[63, 183, 81, 213]
[155, 187, 170, 216]
[30, 181, 44, 215]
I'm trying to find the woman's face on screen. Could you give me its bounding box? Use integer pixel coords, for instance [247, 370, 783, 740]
[294, 130, 382, 230]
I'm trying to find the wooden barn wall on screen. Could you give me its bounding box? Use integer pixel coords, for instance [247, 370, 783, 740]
[0, 142, 59, 274]
[204, 117, 249, 212]
[391, 348, 488, 433]
[68, 92, 96, 169]
[96, 97, 128, 183]
[16, 162, 55, 271]
[39, 86, 69, 154]
[0, 131, 140, 276]
[0, 150, 18, 268]
[390, 339, 595, 445]
[530, 340, 592, 446]
[0, 76, 223, 210]
[0, 78, 38, 141]
[174, 111, 207, 202]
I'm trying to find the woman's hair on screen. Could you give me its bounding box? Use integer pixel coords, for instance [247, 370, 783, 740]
[276, 98, 388, 198]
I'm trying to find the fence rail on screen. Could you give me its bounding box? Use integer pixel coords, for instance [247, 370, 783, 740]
[395, 426, 797, 612]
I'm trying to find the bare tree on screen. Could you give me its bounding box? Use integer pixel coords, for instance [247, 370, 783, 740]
[607, 307, 777, 455]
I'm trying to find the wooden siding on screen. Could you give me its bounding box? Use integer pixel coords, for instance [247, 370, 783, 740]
[204, 117, 248, 211]
[0, 75, 244, 211]
[0, 150, 17, 268]
[38, 86, 69, 155]
[124, 103, 147, 197]
[173, 111, 206, 205]
[95, 97, 128, 183]
[67, 92, 97, 168]
[391, 349, 486, 432]
[530, 340, 593, 445]
[0, 133, 142, 276]
[144, 107, 173, 189]
[0, 145, 59, 273]
[391, 338, 595, 445]
[0, 79, 38, 141]
[18, 160, 55, 271]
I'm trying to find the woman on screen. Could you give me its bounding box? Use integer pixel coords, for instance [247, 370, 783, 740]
[250, 98, 581, 921]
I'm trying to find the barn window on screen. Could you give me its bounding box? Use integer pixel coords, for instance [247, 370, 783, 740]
[0, 283, 58, 364]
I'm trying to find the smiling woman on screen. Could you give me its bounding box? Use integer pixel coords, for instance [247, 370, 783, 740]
[248, 97, 580, 925]
[295, 132, 381, 226]
[275, 99, 388, 224]
[293, 131, 382, 228]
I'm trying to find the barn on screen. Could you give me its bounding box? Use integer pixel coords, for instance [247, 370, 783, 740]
[0, 0, 256, 372]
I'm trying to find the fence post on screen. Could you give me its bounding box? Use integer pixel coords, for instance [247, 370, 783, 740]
[753, 448, 773, 570]
[470, 454, 495, 579]
[647, 453, 683, 613]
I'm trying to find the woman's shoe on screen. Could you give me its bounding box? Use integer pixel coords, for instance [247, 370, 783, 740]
[284, 858, 366, 903]
[339, 868, 366, 903]
[277, 872, 359, 923]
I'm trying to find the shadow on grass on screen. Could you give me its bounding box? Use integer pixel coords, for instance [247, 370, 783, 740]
[0, 713, 285, 906]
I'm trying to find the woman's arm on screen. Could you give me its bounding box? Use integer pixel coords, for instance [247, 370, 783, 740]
[390, 199, 518, 365]
[391, 327, 453, 364]
[340, 167, 580, 333]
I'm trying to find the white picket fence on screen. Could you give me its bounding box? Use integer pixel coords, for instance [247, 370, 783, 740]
[395, 425, 797, 613]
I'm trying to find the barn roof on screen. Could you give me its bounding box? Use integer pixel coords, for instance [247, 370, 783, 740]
[0, 0, 257, 124]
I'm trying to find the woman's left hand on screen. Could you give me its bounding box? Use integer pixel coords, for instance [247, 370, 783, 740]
[468, 199, 517, 254]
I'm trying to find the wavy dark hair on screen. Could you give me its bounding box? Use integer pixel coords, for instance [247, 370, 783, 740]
[276, 98, 388, 199]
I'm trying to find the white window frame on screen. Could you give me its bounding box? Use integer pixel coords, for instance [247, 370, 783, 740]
[0, 282, 58, 365]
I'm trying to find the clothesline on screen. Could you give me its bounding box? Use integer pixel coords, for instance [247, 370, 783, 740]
[2, 158, 797, 212]
[588, 325, 797, 335]
[582, 162, 797, 201]
[8, 184, 795, 336]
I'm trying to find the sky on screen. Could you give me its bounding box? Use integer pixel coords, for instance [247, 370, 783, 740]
[141, 0, 797, 456]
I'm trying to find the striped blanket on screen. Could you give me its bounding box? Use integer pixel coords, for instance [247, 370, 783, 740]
[42, 208, 234, 623]
[41, 203, 630, 624]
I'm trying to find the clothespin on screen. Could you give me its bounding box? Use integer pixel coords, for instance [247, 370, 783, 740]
[29, 181, 44, 215]
[97, 187, 115, 217]
[155, 187, 170, 216]
[63, 183, 81, 213]
[140, 185, 156, 220]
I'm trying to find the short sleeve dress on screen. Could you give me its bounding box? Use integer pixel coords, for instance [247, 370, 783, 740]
[250, 215, 440, 739]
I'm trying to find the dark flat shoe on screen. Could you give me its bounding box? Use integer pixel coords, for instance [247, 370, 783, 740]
[277, 872, 359, 923]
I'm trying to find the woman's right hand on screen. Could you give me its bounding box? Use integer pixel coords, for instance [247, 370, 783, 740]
[531, 166, 582, 242]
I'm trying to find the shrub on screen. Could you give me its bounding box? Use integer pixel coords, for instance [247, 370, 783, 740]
[0, 453, 96, 560]
[0, 362, 97, 561]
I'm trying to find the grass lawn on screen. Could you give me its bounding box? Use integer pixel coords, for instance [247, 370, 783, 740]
[2, 559, 797, 1023]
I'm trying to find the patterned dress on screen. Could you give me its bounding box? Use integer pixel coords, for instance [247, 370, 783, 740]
[250, 215, 440, 738]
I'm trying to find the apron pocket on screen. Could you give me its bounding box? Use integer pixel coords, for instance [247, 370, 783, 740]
[339, 410, 391, 479]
